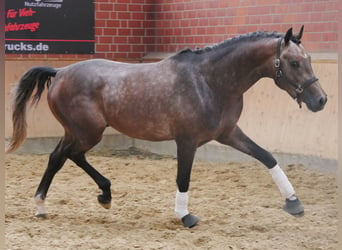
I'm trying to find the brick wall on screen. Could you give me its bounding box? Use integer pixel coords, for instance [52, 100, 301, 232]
[5, 0, 338, 61]
[155, 0, 338, 53]
[95, 0, 155, 59]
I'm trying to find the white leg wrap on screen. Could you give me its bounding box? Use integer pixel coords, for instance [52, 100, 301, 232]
[34, 195, 46, 215]
[269, 164, 296, 199]
[175, 190, 189, 219]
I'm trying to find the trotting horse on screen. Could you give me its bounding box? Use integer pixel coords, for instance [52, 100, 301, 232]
[6, 27, 327, 228]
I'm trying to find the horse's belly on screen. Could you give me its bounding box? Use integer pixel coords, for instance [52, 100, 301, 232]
[108, 114, 174, 141]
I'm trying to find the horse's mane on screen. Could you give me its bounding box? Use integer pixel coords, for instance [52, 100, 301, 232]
[174, 30, 301, 57]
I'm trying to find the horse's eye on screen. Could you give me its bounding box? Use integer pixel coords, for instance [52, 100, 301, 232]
[290, 61, 300, 68]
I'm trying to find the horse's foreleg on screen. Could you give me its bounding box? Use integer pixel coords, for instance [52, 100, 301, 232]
[175, 138, 200, 228]
[217, 126, 304, 216]
[34, 140, 68, 218]
[69, 153, 112, 209]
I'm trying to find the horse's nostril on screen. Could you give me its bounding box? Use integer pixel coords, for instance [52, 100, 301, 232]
[319, 96, 327, 106]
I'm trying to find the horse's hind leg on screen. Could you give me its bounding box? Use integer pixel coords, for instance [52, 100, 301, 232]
[64, 115, 111, 209]
[69, 153, 111, 209]
[34, 138, 70, 217]
[34, 124, 111, 217]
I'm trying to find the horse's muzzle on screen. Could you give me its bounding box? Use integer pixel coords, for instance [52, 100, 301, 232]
[304, 94, 327, 112]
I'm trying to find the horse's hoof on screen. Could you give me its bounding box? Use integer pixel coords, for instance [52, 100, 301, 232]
[97, 195, 111, 209]
[181, 214, 200, 228]
[35, 213, 47, 219]
[283, 198, 304, 217]
[100, 202, 111, 209]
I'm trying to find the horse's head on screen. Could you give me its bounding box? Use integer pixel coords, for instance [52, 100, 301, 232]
[273, 26, 327, 112]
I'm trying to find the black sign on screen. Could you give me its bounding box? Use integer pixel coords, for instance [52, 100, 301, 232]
[5, 0, 94, 54]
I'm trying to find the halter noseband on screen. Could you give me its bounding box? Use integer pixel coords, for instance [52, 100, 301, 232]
[274, 37, 318, 107]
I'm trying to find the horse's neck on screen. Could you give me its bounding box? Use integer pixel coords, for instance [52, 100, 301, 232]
[203, 38, 276, 98]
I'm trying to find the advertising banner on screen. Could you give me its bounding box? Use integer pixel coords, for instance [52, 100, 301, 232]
[5, 0, 95, 54]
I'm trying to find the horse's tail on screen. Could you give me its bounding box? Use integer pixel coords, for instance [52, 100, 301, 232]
[6, 66, 58, 153]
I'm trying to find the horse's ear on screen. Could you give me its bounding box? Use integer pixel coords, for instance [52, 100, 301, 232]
[284, 27, 293, 45]
[296, 25, 304, 41]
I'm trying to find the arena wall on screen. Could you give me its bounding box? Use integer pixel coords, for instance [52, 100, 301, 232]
[5, 0, 338, 162]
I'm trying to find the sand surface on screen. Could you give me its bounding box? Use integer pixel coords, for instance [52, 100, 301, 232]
[5, 149, 337, 249]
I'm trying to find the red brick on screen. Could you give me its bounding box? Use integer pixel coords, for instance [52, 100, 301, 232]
[143, 4, 155, 12]
[110, 44, 117, 51]
[322, 32, 337, 41]
[132, 0, 144, 4]
[226, 26, 237, 34]
[260, 15, 273, 24]
[199, 19, 208, 26]
[118, 12, 130, 19]
[97, 44, 110, 51]
[132, 28, 145, 36]
[107, 20, 120, 27]
[127, 52, 143, 58]
[114, 52, 128, 58]
[132, 12, 145, 20]
[194, 36, 204, 44]
[99, 3, 114, 11]
[283, 13, 296, 23]
[313, 2, 327, 12]
[146, 45, 155, 52]
[103, 28, 116, 36]
[145, 12, 155, 20]
[144, 20, 155, 28]
[114, 4, 127, 11]
[120, 20, 128, 28]
[189, 19, 198, 27]
[236, 7, 247, 16]
[143, 37, 155, 44]
[104, 53, 115, 59]
[131, 44, 145, 52]
[207, 27, 216, 35]
[110, 12, 117, 19]
[296, 13, 310, 22]
[114, 36, 127, 44]
[99, 36, 113, 43]
[322, 12, 337, 22]
[129, 20, 142, 28]
[145, 28, 155, 36]
[272, 14, 283, 23]
[300, 3, 313, 12]
[118, 28, 131, 36]
[118, 44, 130, 51]
[306, 33, 322, 42]
[208, 18, 221, 26]
[129, 4, 142, 12]
[95, 28, 103, 36]
[128, 37, 142, 44]
[96, 11, 110, 19]
[234, 16, 246, 25]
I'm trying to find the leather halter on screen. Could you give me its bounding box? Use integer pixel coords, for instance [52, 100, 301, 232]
[274, 37, 318, 99]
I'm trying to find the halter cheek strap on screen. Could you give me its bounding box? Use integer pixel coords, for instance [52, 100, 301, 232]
[274, 37, 318, 107]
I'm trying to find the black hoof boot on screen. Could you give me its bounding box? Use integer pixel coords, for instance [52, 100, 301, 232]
[181, 214, 200, 228]
[35, 213, 47, 219]
[97, 194, 112, 209]
[283, 198, 304, 217]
